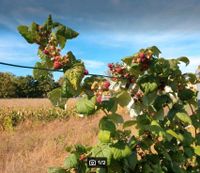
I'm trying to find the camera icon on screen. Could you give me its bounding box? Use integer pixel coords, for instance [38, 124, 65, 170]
[88, 159, 97, 167]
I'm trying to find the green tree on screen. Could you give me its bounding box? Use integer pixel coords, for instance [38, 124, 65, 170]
[0, 72, 17, 98]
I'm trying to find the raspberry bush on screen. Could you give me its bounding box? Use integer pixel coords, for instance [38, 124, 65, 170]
[18, 16, 200, 173]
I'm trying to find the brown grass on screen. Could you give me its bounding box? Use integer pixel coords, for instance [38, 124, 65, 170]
[0, 99, 130, 173]
[0, 98, 52, 108]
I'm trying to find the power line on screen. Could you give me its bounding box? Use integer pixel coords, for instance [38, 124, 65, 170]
[0, 61, 115, 79]
[0, 62, 62, 72]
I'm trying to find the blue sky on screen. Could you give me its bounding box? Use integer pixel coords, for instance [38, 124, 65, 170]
[0, 0, 200, 80]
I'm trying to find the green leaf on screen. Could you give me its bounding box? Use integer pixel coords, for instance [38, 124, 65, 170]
[178, 89, 194, 101]
[63, 153, 78, 169]
[61, 78, 76, 98]
[154, 109, 164, 121]
[44, 15, 53, 30]
[124, 152, 137, 171]
[111, 141, 132, 160]
[149, 46, 161, 57]
[193, 145, 200, 156]
[33, 62, 52, 80]
[176, 112, 192, 125]
[128, 136, 137, 149]
[64, 63, 85, 91]
[122, 56, 133, 66]
[108, 113, 124, 124]
[99, 117, 116, 133]
[142, 91, 157, 106]
[153, 95, 172, 111]
[101, 98, 116, 112]
[47, 88, 68, 109]
[55, 25, 79, 49]
[177, 56, 190, 66]
[18, 25, 34, 43]
[98, 130, 111, 143]
[166, 129, 184, 141]
[37, 49, 53, 68]
[183, 73, 198, 84]
[123, 120, 137, 128]
[97, 168, 107, 173]
[76, 96, 96, 115]
[184, 146, 194, 157]
[138, 75, 158, 95]
[48, 167, 67, 173]
[116, 90, 132, 107]
[91, 144, 112, 165]
[62, 63, 85, 98]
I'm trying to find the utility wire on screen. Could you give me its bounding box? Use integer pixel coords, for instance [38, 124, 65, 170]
[0, 62, 62, 72]
[0, 61, 116, 79]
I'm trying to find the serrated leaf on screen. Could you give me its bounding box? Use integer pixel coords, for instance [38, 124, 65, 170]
[154, 109, 164, 120]
[108, 113, 124, 124]
[178, 89, 194, 101]
[128, 136, 137, 149]
[194, 145, 200, 156]
[99, 117, 116, 133]
[142, 91, 157, 106]
[153, 95, 172, 111]
[101, 98, 116, 112]
[64, 153, 78, 169]
[149, 46, 161, 57]
[76, 96, 96, 115]
[55, 25, 79, 49]
[122, 56, 133, 66]
[123, 120, 137, 128]
[177, 56, 190, 66]
[116, 90, 132, 107]
[124, 152, 137, 171]
[44, 14, 53, 30]
[47, 88, 68, 109]
[176, 112, 192, 125]
[183, 73, 198, 84]
[18, 25, 35, 43]
[64, 63, 85, 91]
[166, 129, 184, 141]
[138, 75, 158, 95]
[33, 62, 52, 80]
[91, 144, 112, 165]
[98, 130, 111, 143]
[111, 141, 132, 160]
[48, 167, 67, 173]
[61, 78, 76, 98]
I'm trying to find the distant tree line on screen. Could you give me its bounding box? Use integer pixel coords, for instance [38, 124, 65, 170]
[0, 72, 60, 98]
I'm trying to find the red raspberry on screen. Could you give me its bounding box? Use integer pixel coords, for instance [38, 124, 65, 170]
[53, 61, 62, 69]
[84, 69, 89, 75]
[115, 67, 123, 74]
[43, 49, 49, 54]
[108, 63, 113, 68]
[96, 95, 102, 103]
[103, 81, 110, 89]
[139, 52, 145, 59]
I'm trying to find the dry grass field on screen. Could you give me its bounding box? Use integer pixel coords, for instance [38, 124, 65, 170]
[0, 99, 130, 173]
[0, 98, 53, 108]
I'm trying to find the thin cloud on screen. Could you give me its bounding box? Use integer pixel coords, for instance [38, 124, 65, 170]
[83, 59, 106, 69]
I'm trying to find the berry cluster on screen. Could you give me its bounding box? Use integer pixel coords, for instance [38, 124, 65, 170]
[36, 25, 51, 44]
[91, 80, 111, 103]
[131, 90, 143, 102]
[132, 51, 153, 71]
[42, 35, 70, 69]
[108, 63, 135, 84]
